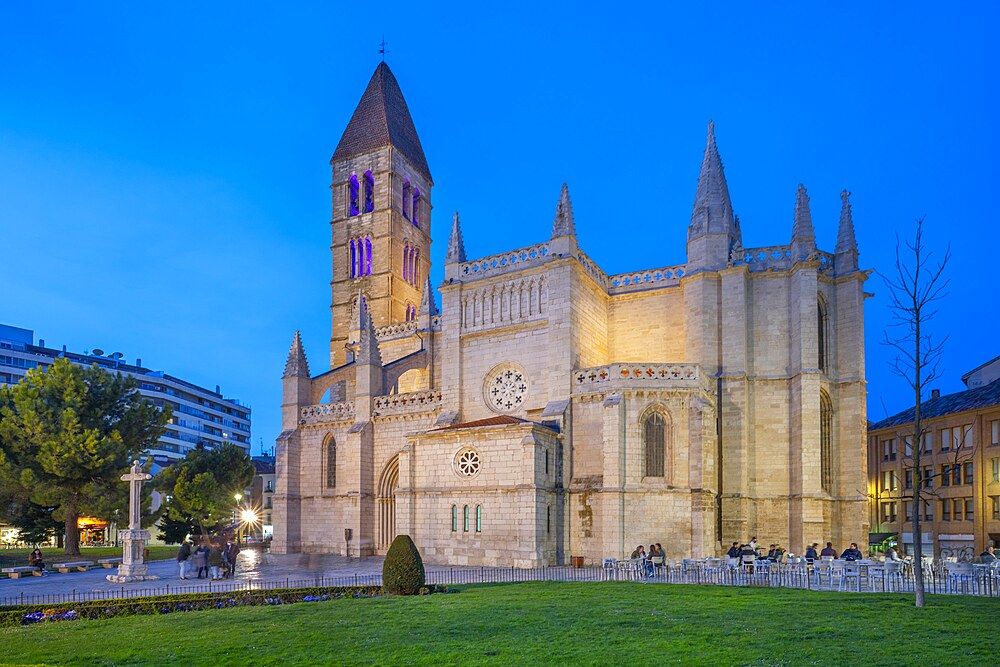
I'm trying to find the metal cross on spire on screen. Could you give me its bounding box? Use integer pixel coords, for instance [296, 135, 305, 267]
[379, 36, 389, 62]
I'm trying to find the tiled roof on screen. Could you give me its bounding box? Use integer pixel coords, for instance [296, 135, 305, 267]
[253, 459, 275, 474]
[331, 62, 431, 180]
[432, 415, 530, 431]
[870, 377, 1000, 430]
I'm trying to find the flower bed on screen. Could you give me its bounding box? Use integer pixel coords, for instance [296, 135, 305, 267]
[0, 584, 452, 627]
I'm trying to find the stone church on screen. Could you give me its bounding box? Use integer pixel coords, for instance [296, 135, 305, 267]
[272, 62, 869, 567]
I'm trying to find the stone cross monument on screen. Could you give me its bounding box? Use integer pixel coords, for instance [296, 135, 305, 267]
[106, 460, 160, 583]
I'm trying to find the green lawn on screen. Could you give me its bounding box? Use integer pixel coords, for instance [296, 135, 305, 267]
[0, 582, 996, 666]
[0, 546, 176, 570]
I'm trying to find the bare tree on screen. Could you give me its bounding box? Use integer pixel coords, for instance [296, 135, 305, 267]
[879, 216, 950, 608]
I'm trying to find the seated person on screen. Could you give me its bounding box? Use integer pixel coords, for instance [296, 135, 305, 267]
[885, 546, 902, 562]
[820, 542, 838, 559]
[766, 544, 777, 560]
[841, 543, 863, 561]
[28, 548, 45, 573]
[804, 543, 819, 561]
[726, 542, 741, 559]
[979, 546, 997, 564]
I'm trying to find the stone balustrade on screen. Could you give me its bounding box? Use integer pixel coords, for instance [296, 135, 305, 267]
[608, 264, 687, 293]
[459, 242, 551, 280]
[299, 402, 354, 425]
[375, 320, 417, 340]
[571, 363, 702, 394]
[574, 248, 609, 290]
[373, 389, 442, 415]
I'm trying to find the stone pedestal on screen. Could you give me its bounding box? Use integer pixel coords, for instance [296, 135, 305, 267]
[106, 529, 160, 583]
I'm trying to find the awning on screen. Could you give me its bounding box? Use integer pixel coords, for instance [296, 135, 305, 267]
[868, 532, 897, 546]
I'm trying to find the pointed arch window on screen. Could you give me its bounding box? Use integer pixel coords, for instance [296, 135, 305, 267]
[463, 505, 469, 532]
[411, 187, 421, 228]
[412, 248, 419, 285]
[643, 411, 667, 478]
[349, 240, 357, 278]
[349, 237, 373, 278]
[451, 505, 457, 532]
[820, 391, 833, 494]
[364, 236, 373, 276]
[348, 174, 360, 217]
[325, 437, 337, 488]
[402, 241, 410, 283]
[405, 304, 416, 322]
[402, 179, 411, 220]
[818, 297, 828, 373]
[363, 170, 375, 213]
[475, 505, 482, 532]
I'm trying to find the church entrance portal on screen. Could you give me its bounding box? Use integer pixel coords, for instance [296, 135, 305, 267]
[377, 457, 399, 553]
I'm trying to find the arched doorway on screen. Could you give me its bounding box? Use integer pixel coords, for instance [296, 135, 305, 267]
[377, 456, 399, 553]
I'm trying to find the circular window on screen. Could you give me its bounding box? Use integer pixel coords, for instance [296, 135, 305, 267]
[483, 363, 528, 414]
[454, 448, 481, 478]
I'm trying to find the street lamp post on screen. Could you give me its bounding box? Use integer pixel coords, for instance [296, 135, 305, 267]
[234, 493, 243, 543]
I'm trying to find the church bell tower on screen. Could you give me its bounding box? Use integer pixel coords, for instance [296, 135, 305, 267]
[328, 62, 433, 368]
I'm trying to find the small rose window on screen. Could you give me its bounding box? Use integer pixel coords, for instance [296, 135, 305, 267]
[454, 448, 481, 478]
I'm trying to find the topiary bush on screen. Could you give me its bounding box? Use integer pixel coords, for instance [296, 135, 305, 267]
[382, 534, 425, 595]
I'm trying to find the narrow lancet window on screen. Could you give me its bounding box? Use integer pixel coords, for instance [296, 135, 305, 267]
[365, 236, 373, 276]
[326, 438, 337, 488]
[350, 240, 357, 278]
[643, 412, 666, 478]
[348, 174, 360, 217]
[818, 297, 828, 373]
[363, 170, 375, 213]
[402, 242, 410, 282]
[412, 187, 421, 228]
[820, 392, 833, 493]
[402, 179, 411, 220]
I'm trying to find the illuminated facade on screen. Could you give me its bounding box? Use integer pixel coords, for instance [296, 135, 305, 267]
[273, 63, 869, 566]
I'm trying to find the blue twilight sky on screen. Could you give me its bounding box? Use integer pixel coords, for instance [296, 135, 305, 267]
[1, 3, 997, 454]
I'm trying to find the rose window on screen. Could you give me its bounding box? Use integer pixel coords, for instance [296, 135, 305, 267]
[484, 364, 528, 414]
[454, 448, 481, 477]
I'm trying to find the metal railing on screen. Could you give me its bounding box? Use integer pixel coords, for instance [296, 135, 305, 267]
[1, 561, 996, 608]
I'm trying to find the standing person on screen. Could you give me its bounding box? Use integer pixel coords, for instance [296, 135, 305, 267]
[28, 548, 45, 574]
[176, 539, 192, 580]
[194, 539, 210, 579]
[223, 537, 241, 578]
[748, 536, 758, 551]
[208, 540, 224, 580]
[820, 542, 838, 559]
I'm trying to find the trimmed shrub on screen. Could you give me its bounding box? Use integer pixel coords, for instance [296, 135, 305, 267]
[382, 534, 425, 595]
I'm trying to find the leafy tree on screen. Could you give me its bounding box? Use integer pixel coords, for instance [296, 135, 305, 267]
[879, 216, 950, 608]
[156, 442, 254, 538]
[157, 514, 198, 544]
[0, 358, 168, 555]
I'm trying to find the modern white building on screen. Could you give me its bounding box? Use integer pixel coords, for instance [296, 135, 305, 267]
[0, 323, 251, 466]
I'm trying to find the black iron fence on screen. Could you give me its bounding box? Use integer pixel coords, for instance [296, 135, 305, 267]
[1, 562, 996, 608]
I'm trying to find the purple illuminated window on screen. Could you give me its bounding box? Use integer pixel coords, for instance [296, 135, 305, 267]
[412, 187, 420, 228]
[406, 304, 416, 321]
[350, 239, 357, 278]
[348, 174, 360, 217]
[363, 171, 374, 213]
[402, 179, 411, 220]
[365, 236, 372, 275]
[412, 248, 419, 285]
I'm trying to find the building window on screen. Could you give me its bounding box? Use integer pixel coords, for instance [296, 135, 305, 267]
[820, 392, 833, 493]
[350, 240, 357, 278]
[546, 505, 551, 534]
[904, 469, 914, 490]
[365, 236, 373, 275]
[963, 461, 973, 485]
[412, 187, 421, 227]
[363, 170, 375, 213]
[817, 297, 828, 372]
[545, 450, 550, 476]
[881, 502, 897, 523]
[451, 505, 457, 532]
[463, 505, 469, 532]
[940, 428, 951, 452]
[454, 448, 481, 478]
[643, 411, 666, 478]
[992, 457, 999, 483]
[942, 500, 951, 521]
[922, 466, 933, 489]
[952, 465, 962, 486]
[940, 465, 951, 487]
[991, 496, 1000, 520]
[991, 420, 999, 447]
[904, 501, 913, 523]
[475, 505, 482, 533]
[405, 304, 416, 322]
[923, 500, 933, 521]
[882, 439, 897, 462]
[348, 174, 360, 217]
[402, 241, 409, 283]
[402, 179, 411, 220]
[922, 432, 933, 453]
[326, 438, 336, 488]
[266, 481, 273, 492]
[882, 470, 897, 492]
[964, 497, 973, 521]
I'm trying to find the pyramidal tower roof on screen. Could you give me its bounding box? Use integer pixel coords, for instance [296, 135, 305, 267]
[688, 120, 736, 242]
[332, 62, 431, 180]
[283, 330, 310, 379]
[445, 212, 467, 264]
